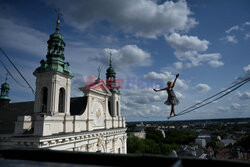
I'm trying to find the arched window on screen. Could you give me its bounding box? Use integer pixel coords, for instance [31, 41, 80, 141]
[108, 101, 112, 116]
[41, 87, 48, 112]
[58, 87, 65, 113]
[116, 101, 119, 116]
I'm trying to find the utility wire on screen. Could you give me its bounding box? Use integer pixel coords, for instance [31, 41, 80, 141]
[0, 48, 35, 95]
[0, 58, 28, 88]
[174, 78, 250, 117]
[177, 77, 250, 116]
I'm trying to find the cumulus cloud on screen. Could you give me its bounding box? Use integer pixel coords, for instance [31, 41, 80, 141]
[235, 64, 250, 82]
[230, 103, 248, 111]
[194, 83, 211, 94]
[144, 71, 188, 90]
[91, 45, 151, 68]
[221, 35, 238, 44]
[0, 18, 47, 57]
[244, 33, 250, 40]
[225, 25, 239, 34]
[174, 62, 183, 69]
[45, 0, 197, 38]
[165, 33, 209, 52]
[121, 88, 166, 118]
[151, 105, 162, 112]
[222, 22, 250, 43]
[217, 106, 229, 112]
[121, 87, 184, 119]
[236, 91, 250, 100]
[244, 21, 250, 26]
[165, 33, 223, 68]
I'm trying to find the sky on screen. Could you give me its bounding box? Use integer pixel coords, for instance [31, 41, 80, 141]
[0, 0, 250, 121]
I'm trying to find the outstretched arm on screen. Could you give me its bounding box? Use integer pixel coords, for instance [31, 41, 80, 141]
[172, 74, 179, 88]
[153, 87, 167, 92]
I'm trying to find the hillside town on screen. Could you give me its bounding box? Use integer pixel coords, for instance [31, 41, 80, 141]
[127, 118, 250, 161]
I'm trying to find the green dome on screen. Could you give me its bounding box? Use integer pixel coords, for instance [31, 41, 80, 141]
[106, 66, 116, 75]
[49, 31, 64, 41]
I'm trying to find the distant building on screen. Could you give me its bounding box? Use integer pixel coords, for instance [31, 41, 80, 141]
[128, 130, 146, 139]
[197, 135, 211, 143]
[175, 145, 207, 159]
[195, 139, 206, 148]
[220, 139, 236, 147]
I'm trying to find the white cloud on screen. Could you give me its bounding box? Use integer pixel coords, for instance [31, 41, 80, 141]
[174, 62, 183, 69]
[0, 18, 47, 57]
[243, 64, 250, 75]
[225, 25, 239, 34]
[221, 35, 238, 44]
[151, 105, 161, 112]
[217, 106, 229, 112]
[144, 71, 188, 90]
[235, 64, 250, 82]
[194, 83, 211, 94]
[165, 33, 209, 52]
[243, 21, 250, 26]
[230, 103, 248, 110]
[244, 33, 250, 40]
[45, 0, 197, 38]
[165, 33, 223, 68]
[91, 45, 151, 68]
[236, 91, 250, 100]
[208, 60, 224, 68]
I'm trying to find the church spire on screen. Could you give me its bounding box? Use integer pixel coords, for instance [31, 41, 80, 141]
[106, 52, 120, 93]
[33, 9, 73, 77]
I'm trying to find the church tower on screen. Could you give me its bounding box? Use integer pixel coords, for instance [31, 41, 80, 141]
[33, 12, 73, 115]
[0, 75, 10, 104]
[106, 53, 121, 117]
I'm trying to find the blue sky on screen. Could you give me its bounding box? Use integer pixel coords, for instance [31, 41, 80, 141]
[0, 0, 250, 121]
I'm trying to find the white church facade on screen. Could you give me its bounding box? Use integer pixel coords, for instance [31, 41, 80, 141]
[0, 15, 127, 153]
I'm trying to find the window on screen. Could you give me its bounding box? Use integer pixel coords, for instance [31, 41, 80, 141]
[41, 87, 48, 112]
[116, 101, 119, 116]
[58, 88, 65, 113]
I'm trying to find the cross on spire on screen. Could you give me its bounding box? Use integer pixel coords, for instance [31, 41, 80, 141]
[55, 8, 62, 30]
[5, 72, 8, 83]
[109, 52, 112, 66]
[97, 66, 101, 79]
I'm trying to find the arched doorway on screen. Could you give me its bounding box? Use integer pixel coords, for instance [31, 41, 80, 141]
[41, 87, 48, 113]
[58, 87, 65, 113]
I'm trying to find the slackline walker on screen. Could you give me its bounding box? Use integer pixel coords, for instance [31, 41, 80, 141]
[153, 74, 250, 119]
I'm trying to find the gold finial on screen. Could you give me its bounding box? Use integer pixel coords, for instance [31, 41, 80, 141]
[97, 66, 101, 79]
[55, 8, 62, 27]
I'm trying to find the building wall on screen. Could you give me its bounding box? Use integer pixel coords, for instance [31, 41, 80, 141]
[0, 128, 127, 154]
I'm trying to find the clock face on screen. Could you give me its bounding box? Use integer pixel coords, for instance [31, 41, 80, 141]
[92, 101, 105, 129]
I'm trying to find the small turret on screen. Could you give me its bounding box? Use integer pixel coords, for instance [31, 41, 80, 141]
[106, 52, 120, 94]
[0, 74, 10, 104]
[33, 9, 73, 77]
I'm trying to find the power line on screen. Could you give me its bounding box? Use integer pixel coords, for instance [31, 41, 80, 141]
[0, 48, 35, 95]
[174, 78, 250, 117]
[0, 58, 28, 88]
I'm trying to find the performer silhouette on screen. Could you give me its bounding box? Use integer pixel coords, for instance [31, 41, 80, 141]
[154, 74, 180, 119]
